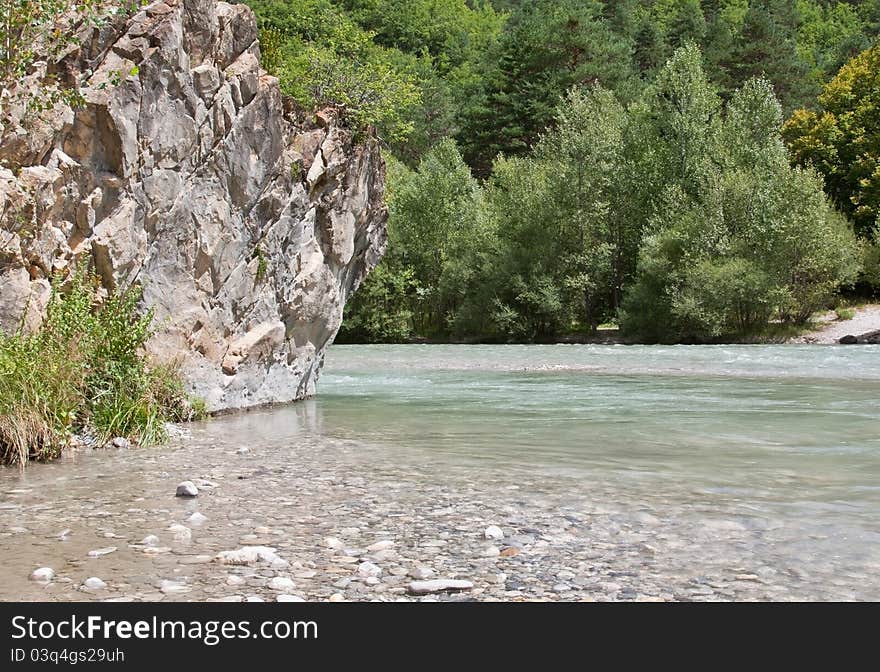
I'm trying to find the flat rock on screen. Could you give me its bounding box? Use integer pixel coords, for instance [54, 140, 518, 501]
[276, 594, 306, 602]
[215, 546, 282, 566]
[268, 577, 296, 591]
[408, 579, 474, 595]
[87, 547, 117, 558]
[366, 540, 394, 552]
[357, 561, 382, 578]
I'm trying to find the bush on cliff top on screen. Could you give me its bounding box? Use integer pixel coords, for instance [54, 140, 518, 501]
[0, 270, 203, 466]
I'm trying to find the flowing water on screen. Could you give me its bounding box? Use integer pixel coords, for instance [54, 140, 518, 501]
[1, 344, 879, 601]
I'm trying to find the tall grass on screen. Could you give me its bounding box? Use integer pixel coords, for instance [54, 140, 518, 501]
[0, 270, 204, 466]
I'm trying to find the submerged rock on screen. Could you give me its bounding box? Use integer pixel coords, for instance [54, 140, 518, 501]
[87, 547, 117, 558]
[176, 481, 199, 498]
[30, 567, 55, 582]
[214, 546, 282, 566]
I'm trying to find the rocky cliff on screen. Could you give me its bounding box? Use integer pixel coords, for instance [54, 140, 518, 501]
[0, 0, 387, 411]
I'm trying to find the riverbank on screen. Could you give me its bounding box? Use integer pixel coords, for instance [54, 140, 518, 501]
[788, 304, 880, 344]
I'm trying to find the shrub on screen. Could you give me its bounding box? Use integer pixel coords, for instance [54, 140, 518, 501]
[0, 270, 203, 465]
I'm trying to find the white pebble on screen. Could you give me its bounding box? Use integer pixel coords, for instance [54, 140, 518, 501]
[358, 561, 382, 578]
[276, 594, 306, 602]
[30, 567, 55, 582]
[268, 576, 296, 591]
[83, 577, 107, 590]
[484, 525, 504, 540]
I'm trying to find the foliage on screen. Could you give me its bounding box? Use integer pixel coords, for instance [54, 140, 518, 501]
[341, 140, 488, 338]
[335, 260, 420, 342]
[0, 0, 142, 121]
[783, 44, 880, 238]
[622, 64, 860, 341]
[0, 270, 203, 465]
[241, 2, 879, 342]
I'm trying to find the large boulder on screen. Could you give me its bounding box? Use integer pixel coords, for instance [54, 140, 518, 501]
[0, 0, 387, 411]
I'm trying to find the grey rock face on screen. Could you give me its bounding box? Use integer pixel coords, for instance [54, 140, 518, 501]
[0, 0, 387, 412]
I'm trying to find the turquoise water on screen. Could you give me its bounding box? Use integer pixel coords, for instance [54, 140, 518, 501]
[319, 344, 880, 486]
[316, 344, 880, 595]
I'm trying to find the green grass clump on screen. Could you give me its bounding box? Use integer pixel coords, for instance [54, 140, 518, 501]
[0, 269, 205, 466]
[835, 307, 856, 321]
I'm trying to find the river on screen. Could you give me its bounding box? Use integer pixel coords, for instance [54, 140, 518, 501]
[1, 344, 878, 601]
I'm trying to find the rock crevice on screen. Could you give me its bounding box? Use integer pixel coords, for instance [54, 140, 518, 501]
[0, 0, 388, 411]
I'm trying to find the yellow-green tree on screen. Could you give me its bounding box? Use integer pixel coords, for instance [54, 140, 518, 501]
[783, 44, 880, 237]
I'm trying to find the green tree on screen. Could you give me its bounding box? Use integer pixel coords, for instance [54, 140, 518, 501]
[623, 68, 860, 341]
[458, 0, 634, 176]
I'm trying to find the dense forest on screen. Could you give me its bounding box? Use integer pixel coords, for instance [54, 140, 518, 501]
[245, 0, 880, 343]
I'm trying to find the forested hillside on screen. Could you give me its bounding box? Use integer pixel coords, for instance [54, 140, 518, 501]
[245, 0, 880, 343]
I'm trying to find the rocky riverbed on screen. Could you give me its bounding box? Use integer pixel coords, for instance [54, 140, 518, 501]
[2, 399, 878, 602]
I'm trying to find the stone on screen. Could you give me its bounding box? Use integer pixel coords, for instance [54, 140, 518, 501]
[111, 437, 131, 449]
[366, 540, 394, 552]
[245, 596, 265, 602]
[83, 577, 107, 590]
[323, 537, 344, 550]
[839, 334, 858, 344]
[0, 0, 387, 413]
[187, 512, 208, 525]
[226, 575, 245, 586]
[276, 594, 306, 602]
[365, 576, 380, 586]
[215, 546, 282, 566]
[482, 546, 501, 558]
[500, 547, 520, 558]
[408, 579, 474, 595]
[357, 561, 382, 578]
[409, 567, 435, 580]
[176, 481, 199, 498]
[236, 447, 250, 455]
[167, 524, 192, 542]
[30, 567, 55, 582]
[328, 593, 345, 602]
[87, 547, 118, 558]
[159, 580, 190, 594]
[268, 577, 296, 591]
[484, 525, 504, 540]
[140, 535, 160, 547]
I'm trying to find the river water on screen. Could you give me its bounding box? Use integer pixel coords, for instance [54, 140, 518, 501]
[1, 344, 879, 601]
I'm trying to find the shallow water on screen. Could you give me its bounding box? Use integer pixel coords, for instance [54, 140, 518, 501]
[1, 344, 879, 601]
